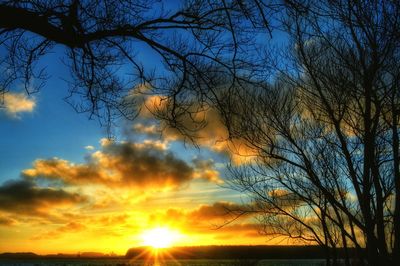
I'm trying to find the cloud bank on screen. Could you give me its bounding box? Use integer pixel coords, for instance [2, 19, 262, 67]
[0, 180, 85, 216]
[23, 139, 220, 190]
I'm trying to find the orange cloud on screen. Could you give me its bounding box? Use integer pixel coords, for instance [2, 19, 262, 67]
[146, 201, 256, 232]
[95, 214, 129, 227]
[0, 215, 18, 226]
[188, 201, 254, 221]
[192, 158, 222, 184]
[135, 95, 257, 164]
[2, 198, 267, 252]
[211, 223, 262, 237]
[29, 212, 134, 241]
[31, 222, 87, 240]
[1, 92, 36, 118]
[140, 201, 266, 246]
[132, 123, 160, 136]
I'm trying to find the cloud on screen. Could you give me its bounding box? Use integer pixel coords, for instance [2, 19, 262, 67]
[192, 158, 222, 184]
[144, 201, 264, 242]
[31, 222, 87, 240]
[188, 201, 254, 221]
[85, 145, 95, 151]
[210, 223, 262, 240]
[95, 214, 129, 226]
[0, 180, 86, 216]
[30, 213, 133, 241]
[122, 85, 258, 164]
[132, 123, 160, 137]
[135, 95, 257, 164]
[147, 201, 255, 231]
[23, 139, 220, 190]
[1, 92, 36, 118]
[0, 215, 18, 226]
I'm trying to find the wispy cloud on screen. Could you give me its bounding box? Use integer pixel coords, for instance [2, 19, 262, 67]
[31, 222, 87, 240]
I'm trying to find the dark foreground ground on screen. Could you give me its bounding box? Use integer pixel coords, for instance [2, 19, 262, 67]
[0, 246, 355, 265]
[0, 258, 327, 266]
[126, 245, 354, 260]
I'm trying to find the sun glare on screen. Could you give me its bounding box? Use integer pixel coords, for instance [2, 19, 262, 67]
[141, 227, 181, 248]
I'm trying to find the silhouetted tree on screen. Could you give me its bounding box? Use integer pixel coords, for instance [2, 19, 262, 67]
[3, 1, 400, 266]
[0, 0, 272, 129]
[222, 1, 400, 266]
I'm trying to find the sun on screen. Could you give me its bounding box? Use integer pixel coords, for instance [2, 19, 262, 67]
[141, 227, 181, 249]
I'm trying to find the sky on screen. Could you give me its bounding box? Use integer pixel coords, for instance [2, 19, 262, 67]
[0, 0, 297, 255]
[0, 46, 273, 256]
[1, 1, 395, 261]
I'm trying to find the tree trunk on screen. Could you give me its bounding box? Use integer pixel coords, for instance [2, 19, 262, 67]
[392, 107, 400, 265]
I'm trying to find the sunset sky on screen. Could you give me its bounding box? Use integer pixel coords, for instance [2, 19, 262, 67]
[0, 48, 270, 255]
[2, 2, 399, 266]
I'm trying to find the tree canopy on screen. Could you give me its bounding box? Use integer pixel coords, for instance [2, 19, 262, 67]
[0, 0, 271, 127]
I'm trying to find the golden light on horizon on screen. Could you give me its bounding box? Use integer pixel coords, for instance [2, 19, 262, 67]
[141, 227, 182, 249]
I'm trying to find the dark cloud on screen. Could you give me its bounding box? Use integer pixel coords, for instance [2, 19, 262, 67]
[148, 201, 255, 230]
[0, 180, 86, 216]
[0, 215, 17, 226]
[189, 201, 254, 221]
[192, 158, 221, 183]
[101, 140, 193, 188]
[146, 201, 263, 240]
[24, 140, 219, 190]
[211, 223, 263, 239]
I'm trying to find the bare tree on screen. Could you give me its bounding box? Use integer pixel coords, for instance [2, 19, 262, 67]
[0, 0, 272, 130]
[221, 1, 400, 266]
[3, 1, 400, 265]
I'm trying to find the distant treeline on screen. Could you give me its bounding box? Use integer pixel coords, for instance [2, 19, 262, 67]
[126, 245, 359, 260]
[0, 252, 40, 259]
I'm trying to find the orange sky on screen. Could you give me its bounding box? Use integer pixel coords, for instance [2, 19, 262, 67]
[0, 105, 266, 254]
[0, 93, 272, 255]
[0, 154, 269, 254]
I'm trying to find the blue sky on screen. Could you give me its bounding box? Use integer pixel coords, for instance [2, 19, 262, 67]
[0, 50, 105, 180]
